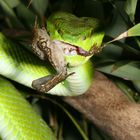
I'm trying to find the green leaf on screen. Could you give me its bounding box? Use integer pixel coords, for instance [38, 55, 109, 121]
[0, 0, 23, 27]
[45, 98, 89, 140]
[3, 0, 20, 8]
[110, 61, 130, 73]
[91, 126, 110, 140]
[128, 23, 140, 36]
[16, 3, 35, 28]
[124, 0, 138, 23]
[96, 61, 140, 81]
[114, 79, 136, 102]
[111, 40, 140, 56]
[133, 80, 140, 93]
[31, 0, 49, 17]
[104, 23, 140, 45]
[61, 106, 89, 140]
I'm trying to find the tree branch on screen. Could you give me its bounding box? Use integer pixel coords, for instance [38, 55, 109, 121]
[64, 71, 140, 140]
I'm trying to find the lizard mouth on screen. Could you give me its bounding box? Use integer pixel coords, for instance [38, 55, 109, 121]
[53, 40, 96, 57]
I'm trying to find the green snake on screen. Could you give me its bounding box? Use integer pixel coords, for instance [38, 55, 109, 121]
[0, 12, 104, 139]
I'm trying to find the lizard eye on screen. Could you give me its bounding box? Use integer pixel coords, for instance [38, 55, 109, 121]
[37, 36, 48, 49]
[40, 41, 47, 49]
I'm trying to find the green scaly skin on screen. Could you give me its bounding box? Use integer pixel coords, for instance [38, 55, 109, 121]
[0, 76, 56, 140]
[0, 33, 94, 96]
[0, 12, 104, 139]
[47, 11, 104, 66]
[0, 32, 92, 140]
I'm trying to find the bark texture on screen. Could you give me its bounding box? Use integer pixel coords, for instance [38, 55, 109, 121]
[64, 71, 140, 140]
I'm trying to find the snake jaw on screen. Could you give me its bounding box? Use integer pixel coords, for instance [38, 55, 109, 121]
[53, 40, 98, 57]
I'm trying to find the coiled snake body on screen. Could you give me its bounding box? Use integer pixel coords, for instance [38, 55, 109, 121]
[0, 12, 104, 139]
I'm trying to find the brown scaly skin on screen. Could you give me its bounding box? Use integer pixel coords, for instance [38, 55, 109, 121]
[32, 25, 69, 93]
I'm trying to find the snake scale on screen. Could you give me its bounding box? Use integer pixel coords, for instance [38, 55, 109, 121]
[0, 32, 58, 139]
[0, 32, 93, 139]
[0, 11, 104, 139]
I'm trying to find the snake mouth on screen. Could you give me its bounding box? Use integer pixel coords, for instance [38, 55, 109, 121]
[53, 40, 96, 57]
